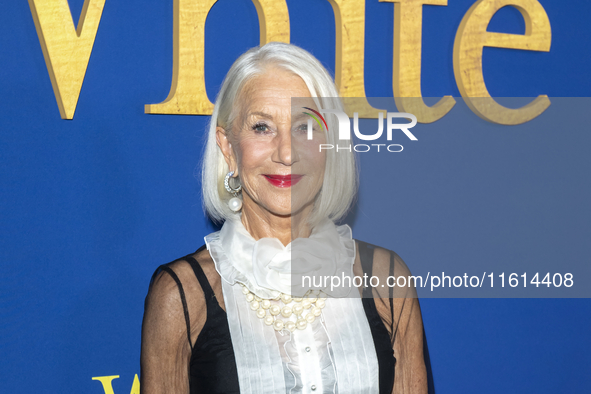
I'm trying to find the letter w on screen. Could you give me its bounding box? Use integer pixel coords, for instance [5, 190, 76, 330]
[92, 374, 140, 394]
[29, 0, 106, 119]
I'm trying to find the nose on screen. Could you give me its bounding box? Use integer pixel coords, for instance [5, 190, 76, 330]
[273, 128, 298, 166]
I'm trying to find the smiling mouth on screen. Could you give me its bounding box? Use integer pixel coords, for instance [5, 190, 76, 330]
[263, 174, 303, 188]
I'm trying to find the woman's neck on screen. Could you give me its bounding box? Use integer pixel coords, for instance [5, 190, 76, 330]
[240, 202, 313, 246]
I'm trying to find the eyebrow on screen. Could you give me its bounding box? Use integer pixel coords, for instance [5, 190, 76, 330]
[248, 111, 273, 120]
[247, 111, 310, 121]
[292, 112, 308, 121]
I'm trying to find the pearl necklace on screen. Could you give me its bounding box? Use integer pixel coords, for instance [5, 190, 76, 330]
[241, 284, 327, 332]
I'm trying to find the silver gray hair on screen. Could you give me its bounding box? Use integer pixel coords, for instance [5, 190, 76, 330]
[201, 42, 357, 225]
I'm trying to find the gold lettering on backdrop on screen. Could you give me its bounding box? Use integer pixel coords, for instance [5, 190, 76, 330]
[28, 0, 106, 119]
[145, 0, 290, 115]
[453, 0, 552, 125]
[129, 374, 140, 394]
[380, 0, 456, 123]
[328, 0, 386, 118]
[254, 0, 290, 45]
[145, 0, 217, 115]
[92, 375, 119, 394]
[29, 0, 552, 123]
[92, 374, 139, 394]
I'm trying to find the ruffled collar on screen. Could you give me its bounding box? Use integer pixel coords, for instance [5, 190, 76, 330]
[205, 217, 355, 298]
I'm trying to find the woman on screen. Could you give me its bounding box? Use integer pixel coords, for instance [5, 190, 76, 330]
[141, 42, 429, 394]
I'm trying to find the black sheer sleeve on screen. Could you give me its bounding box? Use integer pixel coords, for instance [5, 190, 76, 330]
[140, 259, 207, 394]
[355, 241, 432, 394]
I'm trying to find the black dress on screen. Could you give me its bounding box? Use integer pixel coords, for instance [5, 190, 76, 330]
[146, 241, 434, 394]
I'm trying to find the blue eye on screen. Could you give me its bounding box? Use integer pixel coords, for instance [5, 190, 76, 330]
[294, 123, 310, 133]
[253, 122, 270, 133]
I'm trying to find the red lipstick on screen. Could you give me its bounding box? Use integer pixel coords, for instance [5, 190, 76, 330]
[263, 174, 302, 188]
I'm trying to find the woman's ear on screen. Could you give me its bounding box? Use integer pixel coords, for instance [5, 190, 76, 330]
[216, 126, 237, 173]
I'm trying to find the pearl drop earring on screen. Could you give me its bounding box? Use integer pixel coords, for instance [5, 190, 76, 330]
[224, 171, 243, 212]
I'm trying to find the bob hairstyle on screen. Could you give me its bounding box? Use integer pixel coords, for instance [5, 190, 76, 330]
[201, 42, 357, 225]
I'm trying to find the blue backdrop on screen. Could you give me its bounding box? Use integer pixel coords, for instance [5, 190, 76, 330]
[1, 0, 590, 393]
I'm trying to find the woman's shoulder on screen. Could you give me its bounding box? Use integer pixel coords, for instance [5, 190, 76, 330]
[143, 246, 220, 347]
[353, 239, 416, 299]
[149, 245, 215, 285]
[353, 239, 412, 277]
[145, 246, 217, 308]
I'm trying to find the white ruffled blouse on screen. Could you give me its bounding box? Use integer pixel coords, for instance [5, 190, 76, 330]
[205, 218, 380, 394]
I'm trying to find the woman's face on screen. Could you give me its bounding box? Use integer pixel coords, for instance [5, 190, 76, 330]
[217, 67, 326, 219]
